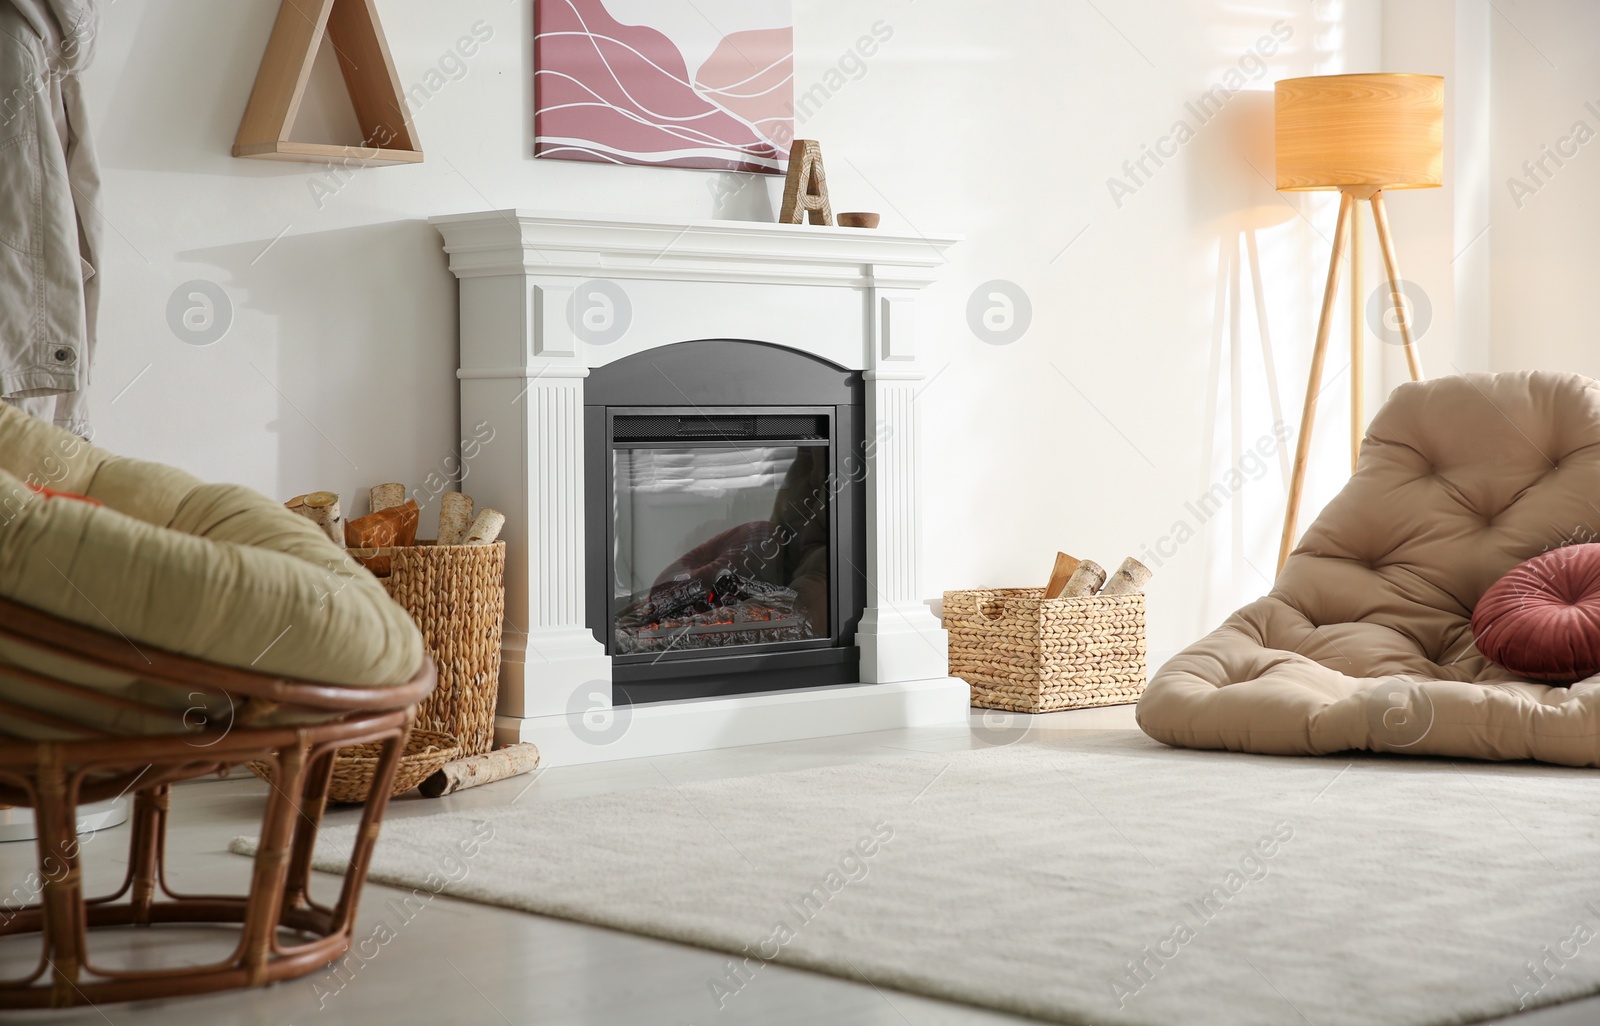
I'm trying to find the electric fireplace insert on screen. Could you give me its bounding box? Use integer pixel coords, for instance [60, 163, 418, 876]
[585, 340, 867, 704]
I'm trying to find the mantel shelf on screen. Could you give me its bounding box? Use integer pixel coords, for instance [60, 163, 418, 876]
[430, 209, 962, 288]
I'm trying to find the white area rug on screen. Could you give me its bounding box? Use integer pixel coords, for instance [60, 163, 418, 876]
[233, 733, 1600, 1025]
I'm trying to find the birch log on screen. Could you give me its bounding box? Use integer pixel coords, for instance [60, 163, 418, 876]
[1043, 552, 1082, 600]
[437, 492, 475, 545]
[463, 507, 505, 546]
[1098, 557, 1153, 596]
[419, 743, 541, 798]
[369, 483, 406, 513]
[1057, 559, 1106, 598]
[284, 494, 317, 533]
[302, 492, 344, 547]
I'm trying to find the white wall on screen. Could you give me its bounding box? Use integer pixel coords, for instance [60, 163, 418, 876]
[1381, 0, 1493, 379]
[1486, 0, 1600, 378]
[82, 0, 1390, 668]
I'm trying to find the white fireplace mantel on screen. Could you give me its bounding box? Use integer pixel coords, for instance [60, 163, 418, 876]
[432, 210, 969, 764]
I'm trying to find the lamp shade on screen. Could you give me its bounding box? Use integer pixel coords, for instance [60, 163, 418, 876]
[1274, 73, 1444, 191]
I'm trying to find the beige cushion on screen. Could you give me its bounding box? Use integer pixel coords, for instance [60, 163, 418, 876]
[0, 405, 423, 732]
[1137, 371, 1600, 767]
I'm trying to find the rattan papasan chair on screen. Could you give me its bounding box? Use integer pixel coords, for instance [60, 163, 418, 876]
[0, 403, 432, 1008]
[1138, 371, 1600, 767]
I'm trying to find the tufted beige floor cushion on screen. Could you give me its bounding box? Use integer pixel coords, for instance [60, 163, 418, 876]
[1138, 371, 1600, 767]
[0, 404, 423, 737]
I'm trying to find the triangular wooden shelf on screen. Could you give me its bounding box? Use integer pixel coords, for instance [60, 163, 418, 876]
[233, 0, 422, 167]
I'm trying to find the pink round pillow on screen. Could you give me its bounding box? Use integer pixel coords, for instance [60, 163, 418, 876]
[1473, 543, 1600, 682]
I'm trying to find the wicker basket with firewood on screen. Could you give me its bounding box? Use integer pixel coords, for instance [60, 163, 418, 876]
[943, 554, 1151, 714]
[278, 484, 537, 801]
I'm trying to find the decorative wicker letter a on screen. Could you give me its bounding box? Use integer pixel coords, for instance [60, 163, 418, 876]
[779, 140, 834, 226]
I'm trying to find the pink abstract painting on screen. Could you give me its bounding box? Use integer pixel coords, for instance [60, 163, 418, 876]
[534, 0, 794, 174]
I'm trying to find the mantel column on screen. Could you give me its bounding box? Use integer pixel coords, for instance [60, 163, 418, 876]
[858, 286, 950, 683]
[455, 273, 611, 725]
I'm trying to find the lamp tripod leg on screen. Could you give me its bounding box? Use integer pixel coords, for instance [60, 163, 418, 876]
[1350, 200, 1364, 474]
[1279, 191, 1354, 573]
[1370, 191, 1424, 382]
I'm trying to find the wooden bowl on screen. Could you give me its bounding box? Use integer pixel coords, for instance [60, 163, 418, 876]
[837, 212, 880, 229]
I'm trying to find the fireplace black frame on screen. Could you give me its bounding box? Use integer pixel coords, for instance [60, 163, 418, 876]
[584, 340, 867, 704]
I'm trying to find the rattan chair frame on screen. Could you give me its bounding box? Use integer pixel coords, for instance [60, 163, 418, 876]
[0, 596, 436, 1009]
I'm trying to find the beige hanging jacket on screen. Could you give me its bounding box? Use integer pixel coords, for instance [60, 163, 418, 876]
[0, 0, 100, 437]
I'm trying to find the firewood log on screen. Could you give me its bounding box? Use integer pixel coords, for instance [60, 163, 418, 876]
[1057, 559, 1106, 598]
[284, 494, 319, 535]
[369, 483, 406, 513]
[345, 500, 420, 549]
[302, 492, 343, 547]
[438, 492, 475, 545]
[350, 550, 391, 577]
[463, 507, 505, 546]
[1044, 552, 1082, 600]
[419, 743, 541, 798]
[1098, 557, 1152, 596]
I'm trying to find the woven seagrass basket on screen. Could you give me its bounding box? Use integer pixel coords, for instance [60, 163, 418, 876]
[250, 729, 458, 804]
[351, 541, 507, 759]
[943, 587, 1146, 713]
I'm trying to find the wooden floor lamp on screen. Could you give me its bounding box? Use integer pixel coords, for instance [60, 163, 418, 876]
[1274, 74, 1445, 571]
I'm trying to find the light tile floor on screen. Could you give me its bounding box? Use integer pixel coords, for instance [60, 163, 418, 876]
[0, 705, 1588, 1025]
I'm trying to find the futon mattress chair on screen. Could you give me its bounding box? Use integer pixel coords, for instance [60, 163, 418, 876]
[1138, 371, 1600, 768]
[0, 403, 432, 1007]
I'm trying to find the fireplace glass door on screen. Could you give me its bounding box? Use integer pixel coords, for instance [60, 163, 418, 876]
[609, 411, 833, 658]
